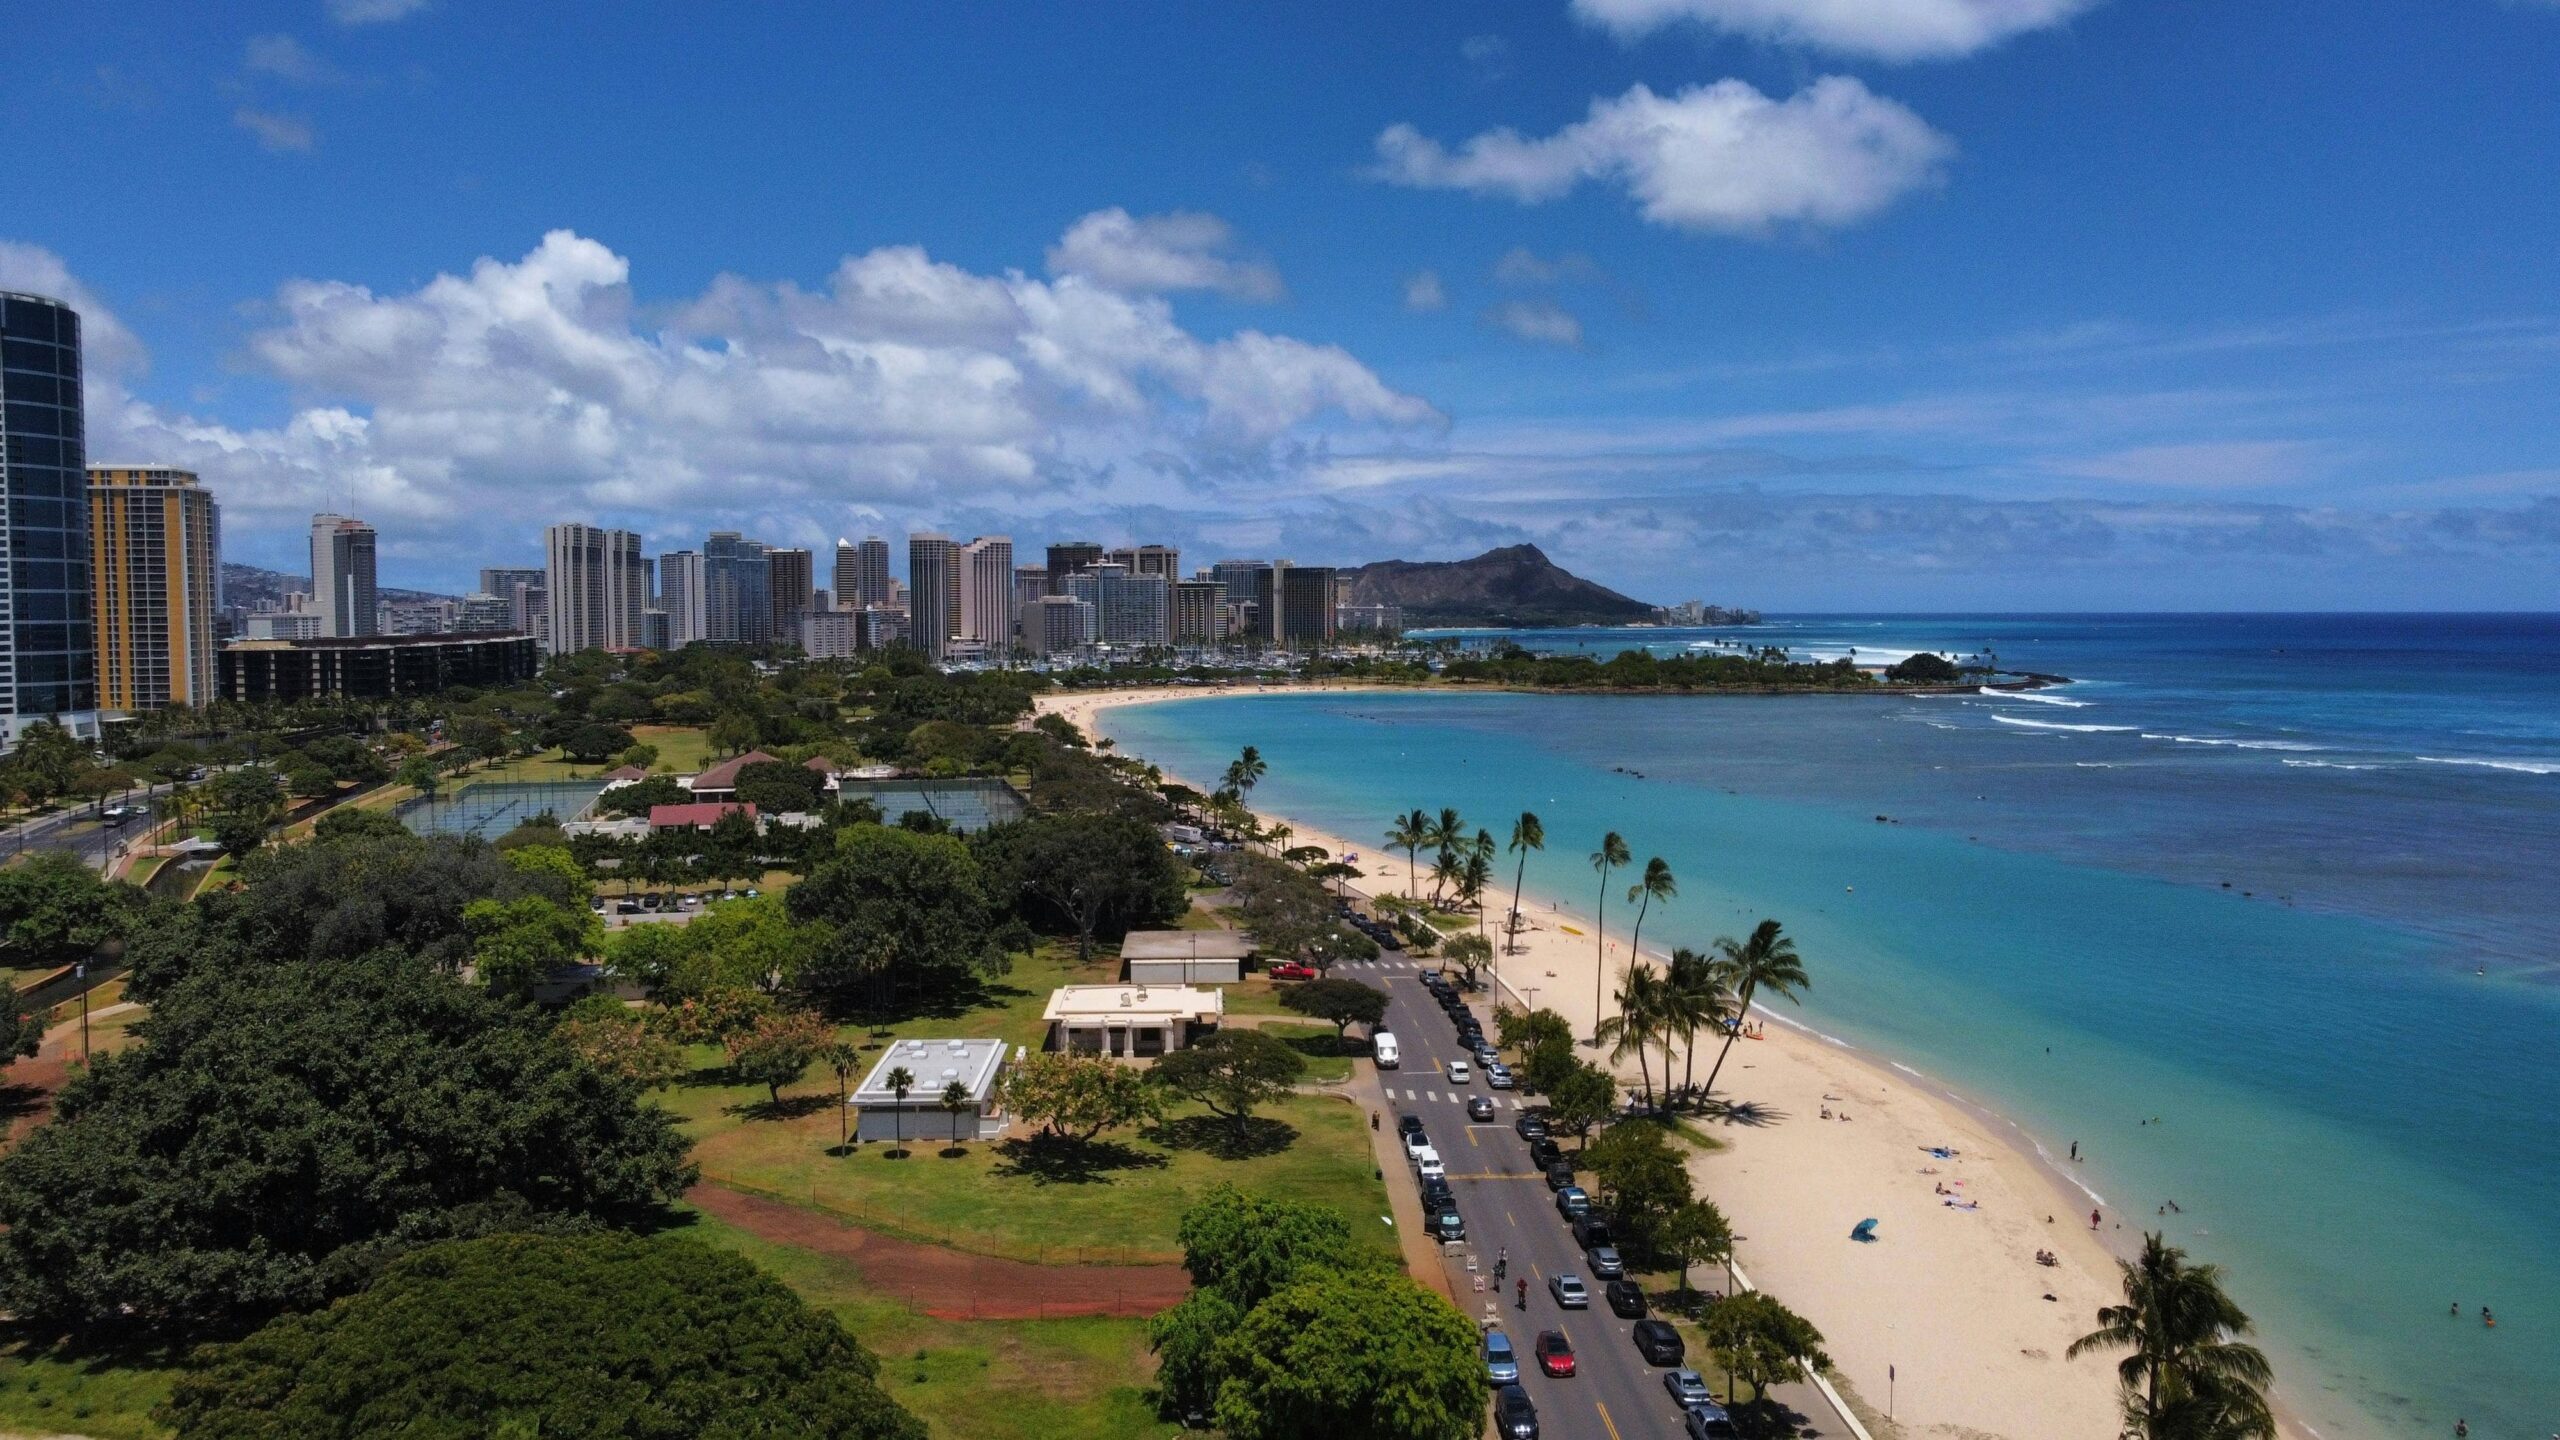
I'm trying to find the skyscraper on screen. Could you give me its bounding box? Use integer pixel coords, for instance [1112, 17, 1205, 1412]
[1014, 565, 1050, 611]
[1060, 562, 1169, 645]
[768, 547, 814, 626]
[849, 536, 892, 607]
[87, 467, 220, 711]
[479, 566, 544, 600]
[543, 523, 648, 655]
[906, 533, 960, 661]
[1275, 564, 1339, 646]
[310, 514, 379, 638]
[959, 535, 1016, 651]
[1211, 559, 1267, 606]
[1105, 544, 1181, 580]
[657, 549, 706, 647]
[1171, 579, 1223, 646]
[1046, 541, 1104, 581]
[703, 532, 773, 644]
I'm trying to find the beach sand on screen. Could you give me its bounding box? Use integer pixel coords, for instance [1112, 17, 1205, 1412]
[1044, 685, 2134, 1439]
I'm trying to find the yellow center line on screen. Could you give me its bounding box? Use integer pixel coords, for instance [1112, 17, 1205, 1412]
[1595, 1399, 1623, 1440]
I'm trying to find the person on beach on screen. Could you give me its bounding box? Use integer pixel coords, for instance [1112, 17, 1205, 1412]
[2069, 1140, 2079, 1161]
[2091, 1209, 2102, 1230]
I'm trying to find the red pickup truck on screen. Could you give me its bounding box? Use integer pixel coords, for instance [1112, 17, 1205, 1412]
[1266, 963, 1317, 981]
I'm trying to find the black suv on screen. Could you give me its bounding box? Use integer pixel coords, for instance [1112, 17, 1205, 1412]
[1527, 1137, 1563, 1170]
[1605, 1279, 1647, 1318]
[1419, 1176, 1454, 1211]
[1571, 1214, 1615, 1251]
[1494, 1383, 1539, 1439]
[1632, 1318, 1685, 1366]
[1396, 1114, 1426, 1142]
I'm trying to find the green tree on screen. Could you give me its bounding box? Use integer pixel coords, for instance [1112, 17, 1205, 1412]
[1278, 977, 1389, 1040]
[562, 723, 636, 765]
[1171, 1185, 1369, 1308]
[2068, 1233, 2277, 1440]
[1587, 829, 1630, 1032]
[1439, 931, 1491, 989]
[1664, 945, 1734, 1108]
[972, 812, 1187, 963]
[1494, 1005, 1571, 1055]
[1659, 1198, 1735, 1296]
[1614, 856, 1676, 1029]
[205, 767, 287, 858]
[1151, 1030, 1305, 1140]
[1700, 1291, 1830, 1405]
[939, 1079, 974, 1151]
[998, 1051, 1162, 1142]
[156, 1232, 925, 1440]
[1544, 1061, 1617, 1150]
[6, 719, 89, 803]
[880, 1065, 915, 1152]
[724, 1009, 835, 1106]
[620, 742, 661, 770]
[1886, 651, 1964, 684]
[463, 894, 600, 1000]
[554, 1008, 685, 1089]
[1220, 746, 1266, 806]
[1383, 811, 1427, 904]
[1595, 964, 1666, 1111]
[1699, 918, 1809, 1099]
[0, 851, 145, 971]
[1501, 810, 1543, 958]
[733, 760, 826, 814]
[1581, 1119, 1693, 1253]
[395, 754, 443, 801]
[787, 827, 999, 1013]
[1209, 1270, 1481, 1440]
[0, 950, 695, 1337]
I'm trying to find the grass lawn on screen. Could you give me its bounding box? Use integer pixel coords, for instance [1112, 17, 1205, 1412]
[1255, 1022, 1358, 1083]
[630, 725, 716, 773]
[1219, 975, 1296, 1017]
[0, 1346, 181, 1440]
[673, 1212, 1180, 1440]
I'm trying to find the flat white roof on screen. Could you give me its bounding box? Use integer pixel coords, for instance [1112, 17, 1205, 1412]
[1119, 929, 1254, 962]
[1042, 984, 1225, 1024]
[854, 1038, 1008, 1105]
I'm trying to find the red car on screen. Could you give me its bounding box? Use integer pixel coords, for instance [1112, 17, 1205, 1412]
[1267, 963, 1317, 981]
[1534, 1329, 1577, 1378]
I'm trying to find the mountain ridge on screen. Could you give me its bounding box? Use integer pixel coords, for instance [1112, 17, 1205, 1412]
[1342, 544, 1661, 629]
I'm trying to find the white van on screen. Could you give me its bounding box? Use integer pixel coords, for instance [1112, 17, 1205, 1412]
[1372, 1032, 1400, 1068]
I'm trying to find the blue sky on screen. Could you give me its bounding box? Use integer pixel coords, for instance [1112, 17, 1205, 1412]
[9, 0, 2560, 608]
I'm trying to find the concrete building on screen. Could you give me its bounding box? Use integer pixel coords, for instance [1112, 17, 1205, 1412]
[217, 631, 539, 702]
[1275, 564, 1339, 646]
[1060, 563, 1168, 646]
[906, 532, 960, 661]
[1105, 544, 1181, 580]
[704, 532, 772, 644]
[855, 607, 908, 652]
[243, 598, 323, 641]
[767, 547, 814, 628]
[454, 592, 514, 633]
[1336, 602, 1403, 636]
[1013, 565, 1049, 611]
[851, 1038, 1012, 1144]
[0, 293, 103, 748]
[544, 523, 648, 655]
[1045, 541, 1103, 582]
[309, 513, 378, 638]
[1042, 984, 1224, 1057]
[657, 549, 706, 647]
[1023, 594, 1096, 659]
[87, 466, 219, 712]
[378, 597, 456, 635]
[1210, 559, 1267, 608]
[1120, 930, 1253, 986]
[841, 536, 892, 608]
[798, 609, 863, 659]
[639, 608, 671, 651]
[959, 535, 1015, 652]
[1171, 579, 1224, 646]
[479, 567, 544, 603]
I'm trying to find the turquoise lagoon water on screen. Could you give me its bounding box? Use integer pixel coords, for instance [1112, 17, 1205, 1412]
[1102, 615, 2560, 1440]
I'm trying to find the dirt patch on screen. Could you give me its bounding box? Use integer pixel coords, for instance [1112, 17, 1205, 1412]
[689, 1182, 1191, 1320]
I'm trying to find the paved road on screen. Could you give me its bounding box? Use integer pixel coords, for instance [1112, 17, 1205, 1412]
[1346, 951, 1708, 1440]
[1, 793, 162, 870]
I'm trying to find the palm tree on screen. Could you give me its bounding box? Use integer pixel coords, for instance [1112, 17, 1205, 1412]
[1459, 851, 1493, 933]
[1430, 849, 1464, 909]
[1610, 856, 1677, 1037]
[1588, 831, 1630, 1041]
[939, 1079, 974, 1152]
[821, 1040, 863, 1153]
[1595, 966, 1663, 1111]
[884, 1065, 915, 1155]
[1424, 808, 1466, 908]
[1385, 811, 1426, 903]
[1699, 919, 1809, 1099]
[1664, 947, 1733, 1108]
[1503, 811, 1544, 957]
[1224, 746, 1266, 803]
[2069, 1234, 2276, 1440]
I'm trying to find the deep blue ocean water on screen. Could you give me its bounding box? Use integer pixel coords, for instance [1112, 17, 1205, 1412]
[1102, 615, 2560, 1440]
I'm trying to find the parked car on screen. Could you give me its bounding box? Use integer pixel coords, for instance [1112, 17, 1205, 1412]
[1514, 1113, 1550, 1142]
[1411, 1147, 1445, 1181]
[1533, 1330, 1577, 1378]
[1529, 1138, 1563, 1170]
[1486, 1062, 1516, 1089]
[1495, 1383, 1540, 1439]
[1445, 1060, 1471, 1085]
[1466, 1095, 1496, 1122]
[1428, 1207, 1466, 1242]
[1663, 1369, 1715, 1409]
[1403, 1127, 1432, 1159]
[1572, 1215, 1614, 1250]
[1471, 1042, 1500, 1068]
[1372, 1032, 1400, 1068]
[1545, 1274, 1589, 1309]
[1555, 1185, 1591, 1218]
[1483, 1330, 1520, 1384]
[1586, 1244, 1625, 1279]
[1419, 1176, 1454, 1211]
[1268, 963, 1317, 981]
[1683, 1402, 1741, 1439]
[616, 900, 642, 914]
[1632, 1318, 1685, 1366]
[1606, 1279, 1648, 1318]
[1397, 1113, 1427, 1142]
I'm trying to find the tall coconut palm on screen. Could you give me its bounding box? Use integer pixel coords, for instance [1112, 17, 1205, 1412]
[1424, 808, 1466, 908]
[1699, 919, 1809, 1099]
[884, 1065, 916, 1155]
[1460, 851, 1494, 933]
[1385, 810, 1428, 902]
[1664, 947, 1734, 1108]
[2069, 1233, 2276, 1440]
[1430, 849, 1465, 908]
[1223, 746, 1266, 802]
[1588, 831, 1631, 1042]
[1622, 857, 1677, 967]
[1595, 966, 1663, 1111]
[1504, 811, 1545, 956]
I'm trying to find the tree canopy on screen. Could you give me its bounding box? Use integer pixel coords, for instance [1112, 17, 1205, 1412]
[1278, 977, 1389, 1038]
[787, 827, 1001, 1013]
[1209, 1270, 1483, 1440]
[971, 812, 1187, 962]
[158, 1232, 924, 1440]
[0, 851, 146, 972]
[997, 1051, 1162, 1142]
[1151, 1030, 1304, 1137]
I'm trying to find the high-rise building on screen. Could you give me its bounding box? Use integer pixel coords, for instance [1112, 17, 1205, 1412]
[1105, 544, 1181, 581]
[959, 536, 1015, 652]
[544, 523, 648, 655]
[906, 533, 960, 661]
[657, 549, 706, 647]
[704, 532, 773, 644]
[639, 608, 671, 652]
[479, 567, 544, 601]
[768, 547, 814, 626]
[1275, 564, 1339, 646]
[0, 293, 101, 747]
[455, 592, 514, 633]
[798, 610, 863, 660]
[1060, 562, 1169, 645]
[309, 513, 379, 638]
[1046, 541, 1104, 581]
[1023, 594, 1096, 659]
[1014, 565, 1050, 611]
[1211, 559, 1267, 607]
[1171, 579, 1223, 646]
[86, 467, 219, 713]
[1336, 602, 1403, 636]
[841, 536, 891, 608]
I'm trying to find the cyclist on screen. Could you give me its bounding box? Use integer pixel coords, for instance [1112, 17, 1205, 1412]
[1516, 1277, 1528, 1310]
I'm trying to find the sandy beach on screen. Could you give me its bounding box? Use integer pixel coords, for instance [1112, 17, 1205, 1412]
[1044, 684, 2135, 1439]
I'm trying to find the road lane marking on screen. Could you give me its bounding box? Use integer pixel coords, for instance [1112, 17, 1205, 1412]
[1596, 1400, 1623, 1440]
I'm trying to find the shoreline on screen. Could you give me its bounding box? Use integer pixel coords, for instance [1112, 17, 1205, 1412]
[1047, 683, 2323, 1440]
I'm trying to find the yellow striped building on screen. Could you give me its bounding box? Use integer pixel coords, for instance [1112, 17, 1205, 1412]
[87, 466, 220, 712]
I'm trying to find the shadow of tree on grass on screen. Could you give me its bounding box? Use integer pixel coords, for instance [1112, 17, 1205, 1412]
[728, 1093, 834, 1123]
[1143, 1113, 1298, 1160]
[987, 1134, 1170, 1186]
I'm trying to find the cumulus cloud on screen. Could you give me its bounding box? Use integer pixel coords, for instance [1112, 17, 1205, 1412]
[1483, 300, 1586, 348]
[1569, 0, 2095, 61]
[1402, 270, 1448, 312]
[12, 227, 1435, 572]
[1045, 208, 1285, 301]
[234, 107, 316, 152]
[1372, 78, 1953, 236]
[327, 0, 430, 23]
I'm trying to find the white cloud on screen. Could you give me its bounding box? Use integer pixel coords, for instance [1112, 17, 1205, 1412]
[243, 34, 344, 86]
[1045, 208, 1285, 301]
[1492, 248, 1604, 286]
[1372, 78, 1953, 236]
[233, 107, 316, 153]
[1569, 0, 2094, 61]
[2045, 441, 2329, 490]
[1483, 299, 1585, 348]
[1403, 270, 1448, 311]
[9, 227, 1435, 572]
[327, 0, 430, 24]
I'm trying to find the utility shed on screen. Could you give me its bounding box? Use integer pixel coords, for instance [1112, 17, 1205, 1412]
[1119, 929, 1253, 985]
[852, 1038, 1012, 1144]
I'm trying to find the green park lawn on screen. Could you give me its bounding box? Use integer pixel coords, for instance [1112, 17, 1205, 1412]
[1253, 1021, 1359, 1083]
[0, 1346, 181, 1440]
[629, 725, 717, 773]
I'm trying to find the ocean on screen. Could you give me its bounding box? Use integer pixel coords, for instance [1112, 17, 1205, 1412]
[1100, 614, 2560, 1440]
